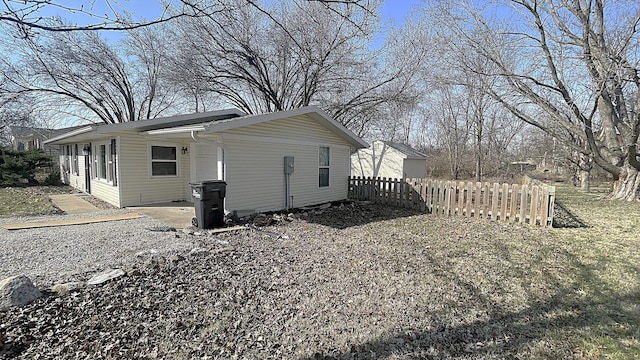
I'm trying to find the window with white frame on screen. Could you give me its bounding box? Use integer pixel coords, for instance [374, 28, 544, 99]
[150, 144, 178, 177]
[92, 139, 117, 185]
[319, 146, 330, 188]
[63, 145, 71, 174]
[71, 144, 79, 175]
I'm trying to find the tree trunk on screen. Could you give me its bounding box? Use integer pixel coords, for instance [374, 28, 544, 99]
[578, 153, 592, 192]
[609, 164, 640, 201]
[579, 169, 590, 192]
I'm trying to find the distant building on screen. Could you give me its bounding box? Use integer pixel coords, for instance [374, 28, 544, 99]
[351, 140, 428, 180]
[9, 125, 85, 163]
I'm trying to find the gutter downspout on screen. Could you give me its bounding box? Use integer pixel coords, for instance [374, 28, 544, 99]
[190, 131, 227, 182]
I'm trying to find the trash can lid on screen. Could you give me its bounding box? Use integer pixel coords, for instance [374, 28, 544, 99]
[189, 180, 227, 186]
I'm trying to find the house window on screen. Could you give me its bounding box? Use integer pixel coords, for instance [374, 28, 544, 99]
[72, 144, 79, 175]
[93, 139, 117, 185]
[63, 145, 71, 173]
[150, 145, 178, 177]
[319, 146, 330, 188]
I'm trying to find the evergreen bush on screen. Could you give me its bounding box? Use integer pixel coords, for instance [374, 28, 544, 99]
[0, 146, 54, 186]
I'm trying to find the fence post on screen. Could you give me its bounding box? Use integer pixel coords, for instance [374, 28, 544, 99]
[540, 185, 549, 227]
[392, 179, 399, 206]
[474, 182, 482, 218]
[465, 182, 473, 217]
[530, 186, 539, 226]
[509, 184, 518, 222]
[501, 183, 509, 222]
[482, 183, 490, 219]
[520, 184, 528, 225]
[491, 183, 499, 221]
[455, 181, 463, 216]
[547, 186, 556, 227]
[426, 179, 433, 214]
[420, 178, 427, 212]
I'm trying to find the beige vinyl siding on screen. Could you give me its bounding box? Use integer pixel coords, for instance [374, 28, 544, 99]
[67, 153, 86, 191]
[58, 143, 86, 192]
[223, 114, 346, 143]
[118, 133, 191, 207]
[90, 179, 120, 207]
[403, 158, 428, 179]
[87, 139, 120, 207]
[221, 114, 352, 213]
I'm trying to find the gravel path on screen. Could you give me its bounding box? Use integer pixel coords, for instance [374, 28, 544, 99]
[0, 210, 198, 287]
[1, 202, 582, 359]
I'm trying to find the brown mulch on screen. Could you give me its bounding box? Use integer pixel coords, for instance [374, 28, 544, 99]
[0, 202, 584, 359]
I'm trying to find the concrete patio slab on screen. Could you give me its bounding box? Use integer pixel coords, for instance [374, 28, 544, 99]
[50, 194, 100, 214]
[128, 202, 195, 229]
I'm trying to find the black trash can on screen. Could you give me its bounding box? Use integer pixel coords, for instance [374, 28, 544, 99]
[190, 180, 226, 229]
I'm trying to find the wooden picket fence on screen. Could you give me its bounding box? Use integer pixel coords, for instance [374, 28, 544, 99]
[348, 177, 555, 227]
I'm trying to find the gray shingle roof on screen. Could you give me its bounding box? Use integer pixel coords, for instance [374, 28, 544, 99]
[382, 141, 428, 158]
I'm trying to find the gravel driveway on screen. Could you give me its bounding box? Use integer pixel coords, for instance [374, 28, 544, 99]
[0, 210, 198, 287]
[1, 202, 577, 359]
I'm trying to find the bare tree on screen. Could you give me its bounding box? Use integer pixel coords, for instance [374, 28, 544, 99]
[169, 0, 421, 134]
[0, 21, 186, 124]
[439, 0, 640, 200]
[0, 0, 206, 36]
[1, 0, 376, 37]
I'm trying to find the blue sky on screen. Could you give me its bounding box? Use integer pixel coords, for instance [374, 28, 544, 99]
[30, 0, 422, 28]
[379, 0, 422, 25]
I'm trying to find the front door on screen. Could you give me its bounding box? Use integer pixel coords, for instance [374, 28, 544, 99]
[188, 143, 218, 201]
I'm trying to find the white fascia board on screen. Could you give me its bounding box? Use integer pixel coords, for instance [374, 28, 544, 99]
[42, 126, 96, 144]
[143, 124, 207, 136]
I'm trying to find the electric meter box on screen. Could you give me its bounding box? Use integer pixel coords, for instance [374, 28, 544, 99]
[284, 156, 294, 174]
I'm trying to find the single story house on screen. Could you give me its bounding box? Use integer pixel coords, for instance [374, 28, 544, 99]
[44, 106, 368, 214]
[351, 140, 428, 180]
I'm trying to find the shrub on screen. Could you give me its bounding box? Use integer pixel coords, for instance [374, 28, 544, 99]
[0, 146, 54, 186]
[43, 169, 63, 186]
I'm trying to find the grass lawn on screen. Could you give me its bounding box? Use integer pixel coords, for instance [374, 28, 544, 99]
[545, 184, 640, 358]
[0, 186, 68, 216]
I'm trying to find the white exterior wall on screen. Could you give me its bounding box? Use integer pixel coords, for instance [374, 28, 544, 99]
[351, 141, 406, 179]
[58, 144, 87, 193]
[220, 114, 352, 213]
[67, 154, 87, 192]
[118, 133, 191, 207]
[402, 158, 428, 179]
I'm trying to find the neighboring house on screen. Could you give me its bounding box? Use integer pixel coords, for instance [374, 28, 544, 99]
[44, 106, 368, 213]
[351, 140, 428, 180]
[8, 125, 85, 162]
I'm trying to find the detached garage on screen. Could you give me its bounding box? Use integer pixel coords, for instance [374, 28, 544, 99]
[351, 140, 428, 180]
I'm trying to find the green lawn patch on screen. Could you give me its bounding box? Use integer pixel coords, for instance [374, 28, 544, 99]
[0, 186, 68, 216]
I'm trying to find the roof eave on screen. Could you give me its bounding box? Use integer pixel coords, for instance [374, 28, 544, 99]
[143, 125, 207, 136]
[43, 126, 96, 145]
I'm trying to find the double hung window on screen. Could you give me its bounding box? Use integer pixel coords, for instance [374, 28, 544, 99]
[319, 146, 330, 188]
[150, 145, 178, 177]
